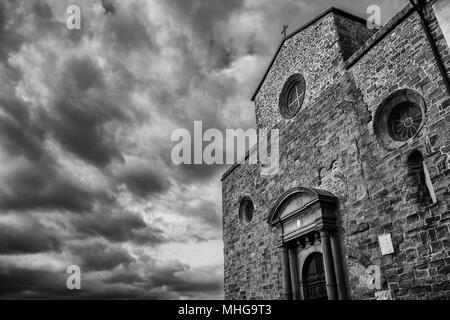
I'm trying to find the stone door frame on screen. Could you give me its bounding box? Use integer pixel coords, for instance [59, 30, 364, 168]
[268, 187, 347, 300]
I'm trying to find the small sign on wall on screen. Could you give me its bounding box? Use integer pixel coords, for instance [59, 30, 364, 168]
[375, 290, 392, 300]
[378, 233, 395, 256]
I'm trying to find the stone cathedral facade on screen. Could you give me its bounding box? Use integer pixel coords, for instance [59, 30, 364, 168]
[222, 0, 450, 300]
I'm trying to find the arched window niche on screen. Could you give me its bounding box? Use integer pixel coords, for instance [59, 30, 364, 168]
[407, 150, 437, 205]
[239, 195, 255, 224]
[268, 187, 347, 300]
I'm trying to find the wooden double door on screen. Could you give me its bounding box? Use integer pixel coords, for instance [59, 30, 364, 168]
[301, 252, 327, 300]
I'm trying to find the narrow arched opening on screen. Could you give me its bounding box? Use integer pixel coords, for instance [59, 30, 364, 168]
[407, 150, 437, 205]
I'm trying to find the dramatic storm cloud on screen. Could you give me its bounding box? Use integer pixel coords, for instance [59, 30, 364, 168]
[0, 0, 406, 299]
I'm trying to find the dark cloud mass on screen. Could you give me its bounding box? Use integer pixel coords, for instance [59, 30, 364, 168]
[69, 241, 134, 271]
[0, 0, 407, 299]
[183, 199, 222, 230]
[107, 7, 157, 52]
[0, 218, 61, 254]
[45, 56, 130, 168]
[72, 210, 166, 246]
[148, 261, 223, 297]
[0, 267, 71, 298]
[0, 162, 99, 212]
[117, 166, 172, 198]
[0, 98, 46, 161]
[102, 0, 116, 15]
[0, 1, 25, 60]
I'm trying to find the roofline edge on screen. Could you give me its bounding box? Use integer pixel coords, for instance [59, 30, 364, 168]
[250, 7, 368, 102]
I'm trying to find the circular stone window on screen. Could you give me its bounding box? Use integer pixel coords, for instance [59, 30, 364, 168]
[239, 196, 254, 224]
[388, 102, 423, 141]
[279, 74, 306, 119]
[374, 89, 426, 149]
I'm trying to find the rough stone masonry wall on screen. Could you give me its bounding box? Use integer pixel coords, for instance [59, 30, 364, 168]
[348, 4, 450, 300]
[224, 12, 338, 300]
[334, 14, 377, 60]
[254, 14, 342, 132]
[223, 12, 374, 300]
[222, 77, 368, 300]
[223, 3, 450, 300]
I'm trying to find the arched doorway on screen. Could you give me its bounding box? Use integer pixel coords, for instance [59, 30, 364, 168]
[268, 187, 347, 300]
[303, 252, 327, 300]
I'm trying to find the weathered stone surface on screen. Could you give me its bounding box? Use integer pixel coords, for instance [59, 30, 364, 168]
[222, 2, 450, 300]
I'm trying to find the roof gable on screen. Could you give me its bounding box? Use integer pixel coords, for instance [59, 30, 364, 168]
[251, 7, 368, 102]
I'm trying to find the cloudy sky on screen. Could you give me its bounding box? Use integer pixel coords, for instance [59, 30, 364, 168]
[0, 0, 407, 299]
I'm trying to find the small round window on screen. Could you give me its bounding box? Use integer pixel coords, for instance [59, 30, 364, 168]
[239, 196, 254, 223]
[279, 74, 306, 119]
[374, 89, 426, 149]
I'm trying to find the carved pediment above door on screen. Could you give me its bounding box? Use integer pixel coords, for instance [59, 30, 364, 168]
[267, 187, 338, 243]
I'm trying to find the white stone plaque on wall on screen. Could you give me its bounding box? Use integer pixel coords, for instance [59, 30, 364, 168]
[375, 290, 392, 300]
[378, 233, 394, 256]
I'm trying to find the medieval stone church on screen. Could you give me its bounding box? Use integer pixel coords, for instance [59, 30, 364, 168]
[222, 0, 450, 300]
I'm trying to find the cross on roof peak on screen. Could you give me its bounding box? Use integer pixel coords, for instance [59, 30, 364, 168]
[281, 25, 288, 38]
